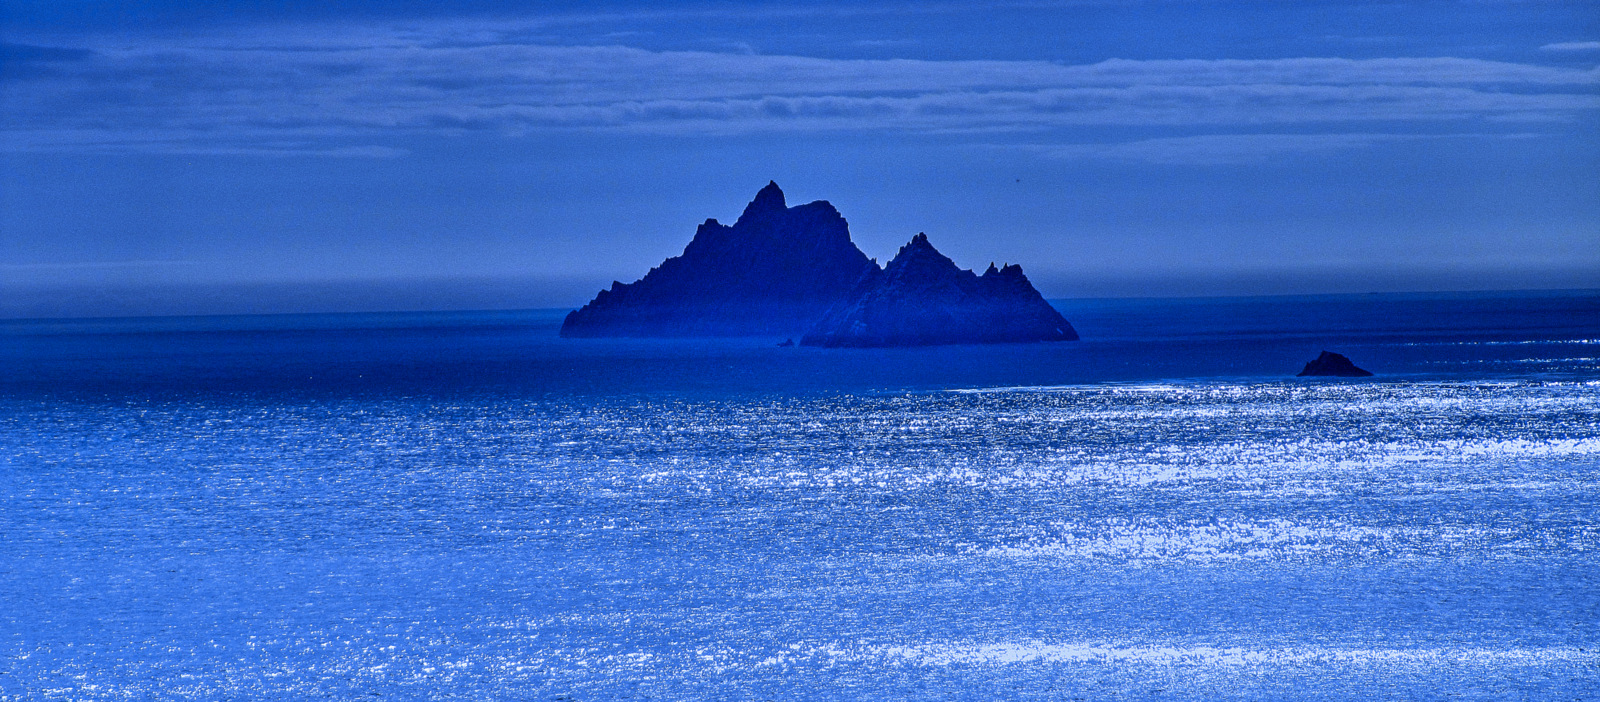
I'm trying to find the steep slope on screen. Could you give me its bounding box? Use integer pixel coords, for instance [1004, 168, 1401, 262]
[799, 233, 1077, 347]
[560, 182, 880, 337]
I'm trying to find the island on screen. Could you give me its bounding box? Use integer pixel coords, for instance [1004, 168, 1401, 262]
[800, 233, 1077, 347]
[561, 182, 1077, 347]
[1297, 351, 1374, 377]
[560, 182, 875, 338]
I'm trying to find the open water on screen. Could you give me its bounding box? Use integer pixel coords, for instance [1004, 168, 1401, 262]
[1, 291, 1597, 700]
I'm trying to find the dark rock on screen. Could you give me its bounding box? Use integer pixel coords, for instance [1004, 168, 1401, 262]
[799, 233, 1078, 348]
[561, 182, 879, 337]
[562, 183, 1079, 346]
[1297, 351, 1373, 377]
[777, 338, 795, 347]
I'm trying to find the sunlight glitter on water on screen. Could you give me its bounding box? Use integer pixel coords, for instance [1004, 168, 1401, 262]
[3, 369, 1598, 698]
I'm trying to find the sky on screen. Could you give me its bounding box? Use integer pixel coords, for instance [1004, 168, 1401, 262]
[2, 0, 1597, 317]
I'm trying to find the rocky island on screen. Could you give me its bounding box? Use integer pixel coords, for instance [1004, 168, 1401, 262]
[800, 234, 1076, 347]
[560, 182, 875, 337]
[1297, 351, 1374, 377]
[561, 182, 1076, 347]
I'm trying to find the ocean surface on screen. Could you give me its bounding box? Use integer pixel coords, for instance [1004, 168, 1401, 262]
[1, 290, 1597, 701]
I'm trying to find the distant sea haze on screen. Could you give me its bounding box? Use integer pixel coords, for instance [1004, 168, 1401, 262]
[2, 268, 1596, 321]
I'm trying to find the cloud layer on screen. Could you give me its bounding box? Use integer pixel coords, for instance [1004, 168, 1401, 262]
[3, 19, 1597, 154]
[1541, 41, 1600, 52]
[1026, 132, 1546, 165]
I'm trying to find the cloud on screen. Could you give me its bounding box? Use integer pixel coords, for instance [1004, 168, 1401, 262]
[1025, 132, 1543, 165]
[0, 42, 95, 62]
[1541, 41, 1600, 52]
[0, 258, 202, 287]
[0, 259, 197, 271]
[0, 128, 410, 157]
[2, 20, 1596, 154]
[851, 39, 919, 48]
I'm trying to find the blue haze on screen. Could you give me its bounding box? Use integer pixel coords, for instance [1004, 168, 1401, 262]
[2, 291, 1598, 699]
[2, 1, 1598, 315]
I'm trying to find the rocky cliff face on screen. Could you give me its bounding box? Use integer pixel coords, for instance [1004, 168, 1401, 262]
[799, 233, 1078, 347]
[560, 182, 879, 337]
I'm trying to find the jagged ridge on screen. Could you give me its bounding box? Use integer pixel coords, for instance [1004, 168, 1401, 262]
[560, 182, 878, 337]
[562, 182, 1078, 346]
[799, 233, 1078, 347]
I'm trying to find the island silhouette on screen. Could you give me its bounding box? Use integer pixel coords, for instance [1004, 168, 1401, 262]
[561, 182, 1077, 347]
[1298, 350, 1374, 377]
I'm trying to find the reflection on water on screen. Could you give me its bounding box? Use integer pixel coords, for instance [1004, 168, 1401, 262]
[1, 292, 1597, 699]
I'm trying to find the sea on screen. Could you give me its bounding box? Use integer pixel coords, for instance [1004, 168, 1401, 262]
[1, 290, 1597, 701]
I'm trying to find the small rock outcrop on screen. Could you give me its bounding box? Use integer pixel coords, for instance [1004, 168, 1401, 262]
[799, 233, 1078, 347]
[561, 182, 879, 337]
[1297, 351, 1373, 377]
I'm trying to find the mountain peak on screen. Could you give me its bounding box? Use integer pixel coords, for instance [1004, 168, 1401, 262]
[561, 180, 876, 338]
[892, 232, 938, 259]
[886, 232, 959, 275]
[739, 181, 787, 222]
[802, 231, 1078, 347]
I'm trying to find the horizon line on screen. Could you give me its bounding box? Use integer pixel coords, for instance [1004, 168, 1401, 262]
[3, 286, 1595, 324]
